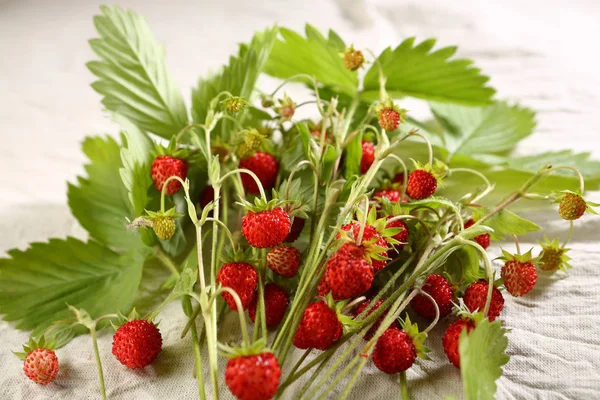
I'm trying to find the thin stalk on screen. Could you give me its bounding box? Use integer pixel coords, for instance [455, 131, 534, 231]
[400, 372, 409, 400]
[190, 317, 206, 399]
[419, 290, 440, 334]
[449, 167, 493, 203]
[89, 326, 107, 400]
[213, 288, 250, 346]
[386, 154, 409, 200]
[562, 220, 574, 248]
[259, 249, 268, 342]
[219, 168, 267, 201]
[513, 234, 521, 255]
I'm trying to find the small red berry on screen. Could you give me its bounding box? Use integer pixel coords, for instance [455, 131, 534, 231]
[372, 328, 416, 374]
[284, 217, 305, 243]
[353, 298, 399, 340]
[267, 245, 301, 277]
[325, 243, 374, 300]
[373, 189, 403, 203]
[464, 219, 491, 250]
[386, 217, 409, 252]
[151, 155, 188, 195]
[406, 169, 437, 200]
[360, 141, 375, 174]
[225, 352, 281, 400]
[501, 260, 537, 297]
[443, 319, 474, 368]
[463, 280, 504, 321]
[410, 274, 454, 319]
[23, 348, 59, 385]
[339, 222, 388, 272]
[112, 320, 162, 369]
[378, 108, 401, 132]
[293, 302, 342, 350]
[249, 283, 289, 328]
[242, 208, 291, 248]
[217, 263, 258, 310]
[239, 152, 278, 195]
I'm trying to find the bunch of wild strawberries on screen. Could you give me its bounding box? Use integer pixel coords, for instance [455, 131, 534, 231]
[17, 47, 597, 400]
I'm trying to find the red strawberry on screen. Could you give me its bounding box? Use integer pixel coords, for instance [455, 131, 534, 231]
[284, 217, 305, 243]
[406, 169, 437, 200]
[217, 263, 258, 310]
[501, 260, 537, 297]
[249, 283, 289, 328]
[463, 280, 504, 321]
[378, 108, 401, 132]
[151, 155, 188, 195]
[386, 218, 409, 252]
[199, 186, 215, 208]
[225, 352, 281, 400]
[353, 299, 399, 340]
[360, 141, 375, 174]
[325, 243, 374, 300]
[242, 208, 290, 248]
[339, 222, 388, 272]
[372, 328, 416, 373]
[23, 348, 59, 385]
[293, 301, 343, 350]
[267, 245, 301, 278]
[239, 152, 279, 195]
[442, 319, 474, 368]
[317, 274, 331, 297]
[373, 189, 403, 203]
[464, 219, 490, 250]
[112, 320, 162, 369]
[392, 172, 405, 185]
[410, 274, 454, 319]
[343, 46, 364, 71]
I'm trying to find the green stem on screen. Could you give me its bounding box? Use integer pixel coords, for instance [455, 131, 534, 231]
[90, 325, 107, 400]
[449, 167, 493, 203]
[219, 168, 267, 201]
[400, 372, 409, 400]
[563, 220, 574, 248]
[190, 311, 206, 400]
[259, 249, 268, 342]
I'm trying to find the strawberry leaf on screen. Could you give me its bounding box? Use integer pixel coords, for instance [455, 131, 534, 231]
[344, 131, 363, 179]
[264, 25, 359, 96]
[192, 27, 278, 129]
[68, 135, 142, 250]
[363, 38, 495, 105]
[459, 318, 510, 399]
[430, 101, 536, 158]
[0, 237, 150, 339]
[482, 209, 540, 240]
[87, 6, 188, 139]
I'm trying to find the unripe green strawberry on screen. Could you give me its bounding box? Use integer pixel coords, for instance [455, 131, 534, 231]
[153, 217, 176, 240]
[558, 193, 586, 220]
[343, 46, 364, 71]
[537, 237, 572, 272]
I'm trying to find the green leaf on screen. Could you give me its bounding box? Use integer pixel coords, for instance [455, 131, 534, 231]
[444, 246, 485, 285]
[321, 144, 339, 182]
[482, 209, 540, 240]
[362, 38, 495, 104]
[67, 135, 141, 250]
[0, 237, 150, 333]
[88, 5, 188, 139]
[264, 25, 358, 96]
[192, 27, 278, 126]
[430, 101, 536, 158]
[344, 132, 363, 179]
[460, 318, 510, 399]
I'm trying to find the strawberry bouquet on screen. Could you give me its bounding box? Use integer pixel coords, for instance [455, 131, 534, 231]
[3, 5, 600, 400]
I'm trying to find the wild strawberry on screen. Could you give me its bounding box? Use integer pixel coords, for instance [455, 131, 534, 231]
[317, 274, 331, 297]
[23, 348, 59, 385]
[392, 172, 405, 185]
[377, 108, 403, 132]
[225, 352, 281, 400]
[339, 222, 388, 272]
[267, 245, 301, 277]
[242, 207, 291, 248]
[372, 328, 416, 373]
[386, 218, 409, 252]
[284, 217, 305, 243]
[199, 186, 215, 208]
[410, 274, 454, 319]
[152, 217, 176, 240]
[343, 46, 364, 71]
[275, 93, 295, 121]
[501, 259, 537, 297]
[112, 320, 162, 369]
[353, 298, 399, 340]
[463, 280, 504, 321]
[293, 301, 343, 350]
[360, 141, 375, 174]
[217, 263, 258, 310]
[239, 152, 279, 195]
[373, 189, 403, 203]
[443, 319, 474, 368]
[325, 243, 374, 300]
[151, 155, 188, 195]
[538, 237, 571, 272]
[464, 219, 491, 250]
[558, 192, 587, 220]
[249, 284, 289, 328]
[406, 169, 437, 199]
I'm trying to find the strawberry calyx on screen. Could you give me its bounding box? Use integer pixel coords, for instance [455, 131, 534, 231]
[13, 336, 55, 361]
[237, 196, 290, 213]
[145, 207, 183, 221]
[219, 338, 274, 359]
[355, 206, 403, 247]
[221, 246, 259, 266]
[410, 159, 448, 187]
[153, 136, 193, 160]
[399, 315, 430, 360]
[235, 128, 269, 160]
[110, 308, 157, 330]
[498, 248, 536, 264]
[336, 229, 388, 264]
[274, 179, 310, 220]
[221, 96, 249, 113]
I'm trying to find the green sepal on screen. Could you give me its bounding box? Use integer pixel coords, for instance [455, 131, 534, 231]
[145, 206, 183, 220]
[218, 338, 273, 358]
[410, 158, 448, 186]
[13, 336, 56, 361]
[237, 195, 290, 213]
[498, 247, 536, 264]
[153, 136, 192, 159]
[537, 236, 572, 273]
[400, 314, 430, 360]
[221, 246, 258, 265]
